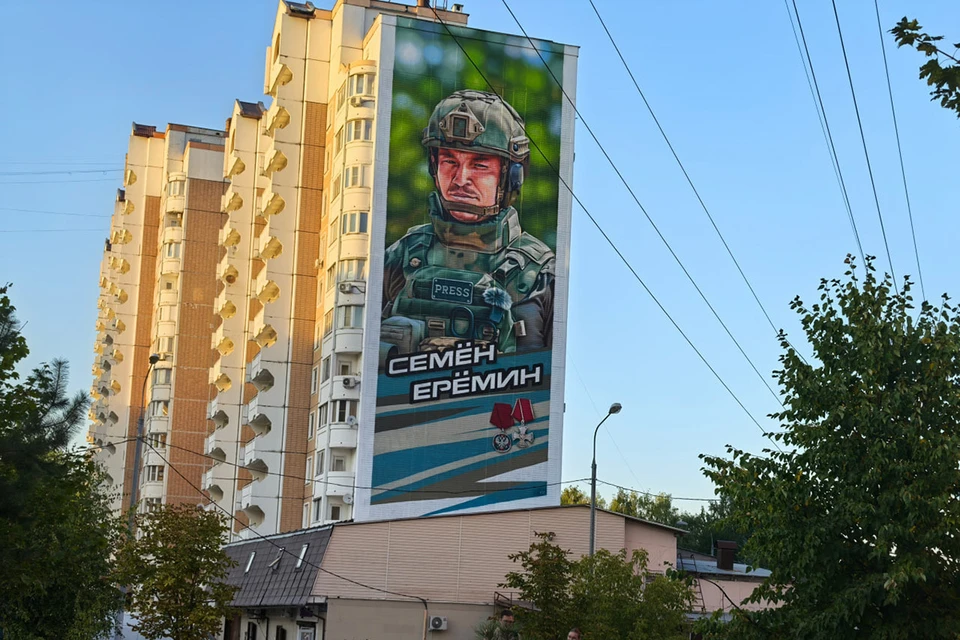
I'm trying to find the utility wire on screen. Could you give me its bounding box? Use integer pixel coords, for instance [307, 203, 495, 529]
[0, 228, 104, 233]
[430, 8, 780, 450]
[830, 0, 897, 290]
[594, 479, 718, 504]
[873, 0, 924, 299]
[138, 438, 430, 609]
[499, 0, 782, 407]
[0, 168, 121, 176]
[788, 0, 866, 267]
[585, 0, 801, 358]
[0, 207, 111, 218]
[0, 177, 118, 185]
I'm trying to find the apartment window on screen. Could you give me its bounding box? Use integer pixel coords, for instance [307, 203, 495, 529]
[318, 403, 328, 427]
[343, 165, 368, 189]
[314, 324, 321, 350]
[149, 400, 169, 417]
[326, 265, 336, 290]
[152, 368, 171, 385]
[145, 465, 165, 483]
[163, 242, 181, 259]
[302, 504, 309, 530]
[346, 119, 373, 142]
[305, 456, 313, 484]
[146, 432, 167, 449]
[331, 175, 341, 200]
[337, 305, 364, 329]
[334, 126, 343, 154]
[245, 551, 256, 573]
[313, 498, 322, 522]
[324, 147, 331, 173]
[331, 455, 346, 472]
[167, 180, 184, 197]
[296, 543, 309, 570]
[166, 214, 182, 227]
[338, 258, 366, 282]
[348, 72, 375, 98]
[144, 497, 161, 513]
[308, 411, 316, 440]
[247, 622, 258, 640]
[333, 400, 358, 423]
[321, 356, 331, 382]
[316, 449, 325, 473]
[158, 337, 174, 354]
[311, 367, 318, 394]
[328, 216, 338, 245]
[340, 211, 368, 235]
[330, 505, 341, 521]
[336, 81, 346, 111]
[339, 361, 352, 376]
[158, 305, 174, 322]
[323, 310, 333, 337]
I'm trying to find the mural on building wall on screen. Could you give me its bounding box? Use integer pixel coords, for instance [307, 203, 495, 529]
[362, 18, 573, 518]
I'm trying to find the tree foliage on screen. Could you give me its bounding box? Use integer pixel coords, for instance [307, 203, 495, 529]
[891, 18, 960, 117]
[0, 287, 123, 639]
[500, 532, 692, 640]
[115, 504, 238, 640]
[700, 258, 960, 638]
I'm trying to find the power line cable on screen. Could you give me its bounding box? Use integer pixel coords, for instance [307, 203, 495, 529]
[0, 228, 104, 233]
[137, 438, 430, 609]
[873, 0, 924, 299]
[585, 0, 803, 360]
[830, 0, 897, 289]
[594, 479, 717, 503]
[430, 8, 780, 450]
[0, 207, 111, 218]
[499, 0, 782, 407]
[788, 0, 866, 267]
[0, 177, 118, 185]
[0, 168, 121, 177]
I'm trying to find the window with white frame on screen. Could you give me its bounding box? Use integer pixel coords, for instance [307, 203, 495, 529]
[338, 258, 366, 282]
[152, 368, 171, 385]
[330, 505, 342, 520]
[167, 180, 184, 197]
[334, 126, 343, 154]
[336, 82, 346, 111]
[345, 119, 373, 143]
[331, 455, 346, 472]
[326, 265, 336, 290]
[149, 400, 169, 417]
[311, 367, 318, 393]
[323, 310, 333, 336]
[331, 174, 341, 199]
[147, 432, 167, 449]
[313, 498, 322, 522]
[318, 403, 328, 428]
[316, 449, 325, 474]
[329, 216, 338, 245]
[333, 400, 358, 423]
[340, 211, 368, 235]
[163, 242, 181, 259]
[305, 456, 312, 484]
[343, 165, 368, 189]
[321, 356, 331, 382]
[348, 72, 375, 98]
[308, 411, 316, 440]
[145, 465, 165, 482]
[337, 305, 364, 329]
[144, 497, 161, 513]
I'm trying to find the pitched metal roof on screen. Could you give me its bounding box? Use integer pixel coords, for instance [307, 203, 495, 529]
[223, 526, 333, 608]
[677, 556, 771, 580]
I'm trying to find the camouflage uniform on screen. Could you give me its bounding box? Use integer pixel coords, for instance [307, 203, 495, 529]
[380, 90, 555, 357]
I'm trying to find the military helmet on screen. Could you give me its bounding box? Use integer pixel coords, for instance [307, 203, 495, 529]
[422, 90, 530, 219]
[422, 90, 530, 163]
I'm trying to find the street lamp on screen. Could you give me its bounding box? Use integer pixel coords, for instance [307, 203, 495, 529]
[590, 402, 622, 557]
[127, 353, 161, 533]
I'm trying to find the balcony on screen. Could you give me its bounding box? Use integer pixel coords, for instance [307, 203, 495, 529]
[204, 431, 228, 465]
[212, 327, 235, 357]
[328, 423, 358, 449]
[331, 375, 361, 401]
[251, 318, 277, 349]
[333, 329, 363, 354]
[325, 471, 356, 498]
[243, 437, 279, 481]
[267, 60, 293, 97]
[159, 256, 180, 276]
[165, 195, 184, 215]
[243, 393, 274, 437]
[111, 228, 132, 245]
[123, 169, 137, 186]
[212, 371, 232, 393]
[208, 395, 230, 429]
[220, 262, 240, 286]
[246, 364, 275, 393]
[259, 188, 285, 218]
[109, 256, 130, 274]
[220, 225, 241, 248]
[265, 103, 290, 134]
[254, 272, 280, 305]
[158, 289, 177, 307]
[221, 187, 243, 214]
[239, 484, 265, 527]
[216, 293, 237, 320]
[225, 150, 246, 178]
[163, 227, 183, 244]
[262, 147, 287, 178]
[122, 199, 134, 215]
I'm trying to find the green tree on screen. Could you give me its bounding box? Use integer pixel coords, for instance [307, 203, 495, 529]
[608, 489, 679, 526]
[678, 497, 750, 561]
[0, 288, 123, 640]
[501, 532, 692, 639]
[560, 485, 605, 508]
[115, 504, 238, 640]
[699, 258, 960, 638]
[891, 18, 960, 117]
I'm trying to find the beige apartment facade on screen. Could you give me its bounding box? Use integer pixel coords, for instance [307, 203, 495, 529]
[89, 123, 226, 514]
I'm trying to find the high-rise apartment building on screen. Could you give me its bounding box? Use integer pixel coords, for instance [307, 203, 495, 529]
[89, 123, 226, 514]
[90, 0, 576, 541]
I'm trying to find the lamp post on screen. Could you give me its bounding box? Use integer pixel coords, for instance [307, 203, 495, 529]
[127, 353, 161, 533]
[590, 402, 622, 557]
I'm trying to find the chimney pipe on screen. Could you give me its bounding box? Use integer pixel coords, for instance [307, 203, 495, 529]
[417, 0, 431, 7]
[715, 540, 737, 571]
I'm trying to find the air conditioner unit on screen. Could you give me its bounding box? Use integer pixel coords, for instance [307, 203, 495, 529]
[346, 415, 358, 427]
[338, 282, 354, 293]
[429, 616, 447, 632]
[342, 377, 358, 389]
[342, 494, 354, 505]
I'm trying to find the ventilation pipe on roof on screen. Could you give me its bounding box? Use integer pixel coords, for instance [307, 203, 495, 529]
[716, 540, 737, 571]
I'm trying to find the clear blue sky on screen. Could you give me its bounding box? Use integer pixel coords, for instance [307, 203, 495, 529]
[2, 0, 958, 511]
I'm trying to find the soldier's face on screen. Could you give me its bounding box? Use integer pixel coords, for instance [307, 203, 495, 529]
[436, 148, 502, 223]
